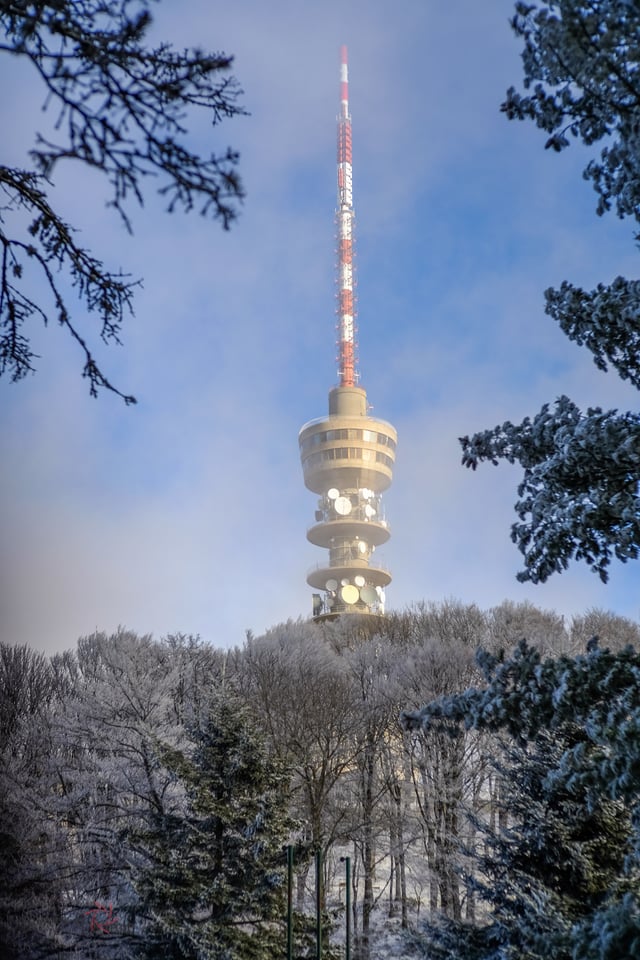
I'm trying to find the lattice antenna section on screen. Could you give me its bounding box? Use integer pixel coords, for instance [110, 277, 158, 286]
[336, 44, 358, 387]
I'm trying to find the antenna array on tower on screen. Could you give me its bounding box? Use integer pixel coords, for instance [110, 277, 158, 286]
[336, 45, 357, 388]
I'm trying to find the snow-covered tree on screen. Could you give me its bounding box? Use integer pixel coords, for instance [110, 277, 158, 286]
[39, 630, 189, 955]
[0, 630, 301, 959]
[460, 0, 640, 584]
[403, 639, 640, 959]
[338, 631, 400, 960]
[393, 608, 488, 923]
[9, 606, 640, 957]
[416, 726, 632, 960]
[131, 694, 293, 960]
[0, 644, 65, 959]
[238, 622, 359, 865]
[569, 607, 640, 653]
[487, 599, 567, 656]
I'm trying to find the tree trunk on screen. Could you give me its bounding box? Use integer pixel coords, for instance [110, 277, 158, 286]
[359, 741, 376, 960]
[388, 818, 398, 918]
[296, 859, 310, 912]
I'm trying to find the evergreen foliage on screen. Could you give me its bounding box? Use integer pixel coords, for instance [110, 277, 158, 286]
[130, 696, 293, 960]
[460, 0, 640, 584]
[418, 730, 633, 959]
[403, 639, 640, 959]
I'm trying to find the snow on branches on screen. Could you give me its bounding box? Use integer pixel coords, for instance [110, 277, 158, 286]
[464, 0, 640, 584]
[460, 397, 640, 582]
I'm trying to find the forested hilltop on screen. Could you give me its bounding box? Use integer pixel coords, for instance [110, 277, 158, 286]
[3, 601, 640, 960]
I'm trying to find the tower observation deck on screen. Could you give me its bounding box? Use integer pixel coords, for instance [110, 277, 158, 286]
[299, 46, 396, 621]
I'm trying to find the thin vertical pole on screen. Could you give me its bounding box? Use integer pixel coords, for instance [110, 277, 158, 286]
[345, 856, 351, 960]
[316, 849, 322, 960]
[287, 845, 293, 960]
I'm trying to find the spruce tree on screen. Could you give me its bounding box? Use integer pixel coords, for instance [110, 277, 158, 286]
[461, 0, 640, 585]
[404, 640, 640, 959]
[131, 695, 292, 960]
[418, 728, 632, 960]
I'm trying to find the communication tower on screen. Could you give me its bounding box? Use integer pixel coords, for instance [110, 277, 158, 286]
[299, 46, 397, 620]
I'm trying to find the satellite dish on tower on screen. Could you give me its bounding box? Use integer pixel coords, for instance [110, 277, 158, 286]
[354, 575, 365, 587]
[364, 504, 376, 518]
[358, 541, 368, 554]
[334, 496, 352, 516]
[326, 578, 338, 591]
[327, 488, 339, 500]
[361, 585, 377, 605]
[340, 584, 359, 605]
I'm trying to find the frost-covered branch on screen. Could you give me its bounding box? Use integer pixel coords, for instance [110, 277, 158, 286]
[545, 277, 640, 387]
[464, 1, 640, 584]
[0, 0, 245, 401]
[402, 638, 640, 804]
[461, 397, 640, 583]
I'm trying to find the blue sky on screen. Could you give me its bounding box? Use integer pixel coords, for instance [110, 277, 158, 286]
[1, 0, 639, 655]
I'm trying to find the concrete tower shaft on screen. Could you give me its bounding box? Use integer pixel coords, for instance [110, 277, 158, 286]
[298, 47, 397, 622]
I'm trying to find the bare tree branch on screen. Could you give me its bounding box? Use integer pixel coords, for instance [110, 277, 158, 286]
[0, 0, 245, 401]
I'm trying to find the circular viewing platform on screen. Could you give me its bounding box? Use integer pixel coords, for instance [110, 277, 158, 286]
[299, 386, 397, 495]
[299, 420, 396, 494]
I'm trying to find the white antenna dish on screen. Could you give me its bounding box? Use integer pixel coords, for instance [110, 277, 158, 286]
[340, 584, 359, 605]
[325, 578, 338, 591]
[327, 488, 339, 500]
[341, 577, 350, 586]
[334, 496, 352, 516]
[378, 589, 386, 604]
[354, 575, 365, 587]
[358, 541, 368, 554]
[359, 488, 372, 500]
[361, 585, 377, 605]
[364, 504, 376, 518]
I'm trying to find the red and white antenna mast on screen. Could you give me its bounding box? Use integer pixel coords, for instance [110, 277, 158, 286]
[336, 44, 357, 387]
